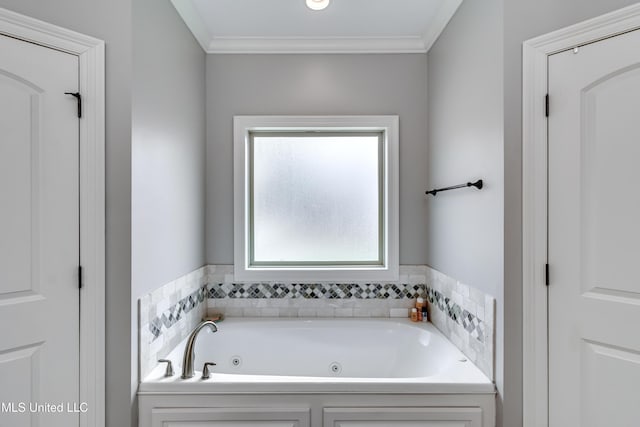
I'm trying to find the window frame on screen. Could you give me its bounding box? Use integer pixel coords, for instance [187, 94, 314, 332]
[233, 115, 399, 282]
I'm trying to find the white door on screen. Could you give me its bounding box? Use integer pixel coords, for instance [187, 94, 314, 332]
[0, 34, 80, 426]
[548, 29, 640, 426]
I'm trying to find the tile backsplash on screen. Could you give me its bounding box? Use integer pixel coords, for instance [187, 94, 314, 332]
[424, 266, 495, 380]
[138, 266, 208, 380]
[139, 264, 495, 381]
[206, 264, 425, 317]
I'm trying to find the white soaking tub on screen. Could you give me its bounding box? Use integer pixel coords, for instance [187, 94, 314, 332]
[139, 318, 495, 427]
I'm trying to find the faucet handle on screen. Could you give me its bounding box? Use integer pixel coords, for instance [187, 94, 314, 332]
[201, 362, 217, 380]
[158, 359, 174, 377]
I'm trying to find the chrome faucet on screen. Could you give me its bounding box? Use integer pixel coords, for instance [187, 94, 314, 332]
[181, 320, 218, 379]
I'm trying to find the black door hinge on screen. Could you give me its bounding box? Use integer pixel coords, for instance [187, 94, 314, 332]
[65, 92, 82, 118]
[545, 263, 550, 286]
[545, 94, 549, 117]
[78, 265, 83, 289]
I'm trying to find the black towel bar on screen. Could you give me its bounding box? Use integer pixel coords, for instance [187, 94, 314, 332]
[425, 179, 483, 196]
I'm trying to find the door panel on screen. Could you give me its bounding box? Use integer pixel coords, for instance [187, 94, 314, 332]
[164, 423, 299, 427]
[150, 408, 311, 427]
[580, 66, 640, 296]
[323, 408, 482, 427]
[331, 422, 470, 427]
[548, 29, 640, 426]
[0, 344, 42, 426]
[0, 70, 41, 298]
[0, 34, 79, 427]
[581, 341, 640, 427]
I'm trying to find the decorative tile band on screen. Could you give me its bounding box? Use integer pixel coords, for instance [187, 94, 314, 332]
[207, 282, 424, 300]
[149, 286, 207, 340]
[426, 287, 485, 343]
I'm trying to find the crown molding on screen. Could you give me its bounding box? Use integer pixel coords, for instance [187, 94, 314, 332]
[207, 36, 428, 54]
[422, 0, 463, 51]
[172, 0, 463, 54]
[171, 0, 212, 51]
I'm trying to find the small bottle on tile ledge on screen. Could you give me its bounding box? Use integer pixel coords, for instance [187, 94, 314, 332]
[415, 296, 425, 321]
[421, 307, 428, 322]
[410, 308, 418, 322]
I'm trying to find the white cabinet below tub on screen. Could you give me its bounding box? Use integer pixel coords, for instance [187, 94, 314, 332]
[150, 408, 311, 427]
[138, 393, 495, 427]
[324, 407, 482, 427]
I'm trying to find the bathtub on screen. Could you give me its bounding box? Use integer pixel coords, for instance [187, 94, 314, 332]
[139, 318, 495, 426]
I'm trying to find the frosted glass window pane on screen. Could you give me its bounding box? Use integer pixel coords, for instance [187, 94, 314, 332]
[251, 133, 382, 264]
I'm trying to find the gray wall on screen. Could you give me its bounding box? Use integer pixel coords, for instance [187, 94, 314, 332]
[0, 1, 133, 426]
[426, 0, 504, 422]
[426, 1, 503, 302]
[132, 0, 206, 424]
[503, 1, 638, 427]
[206, 54, 429, 265]
[132, 0, 205, 301]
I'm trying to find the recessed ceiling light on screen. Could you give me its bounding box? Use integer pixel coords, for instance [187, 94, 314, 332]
[306, 0, 330, 11]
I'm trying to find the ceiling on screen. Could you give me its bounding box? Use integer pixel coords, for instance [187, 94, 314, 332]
[171, 0, 463, 54]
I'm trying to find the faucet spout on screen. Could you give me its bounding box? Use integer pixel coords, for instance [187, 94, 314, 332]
[181, 320, 218, 379]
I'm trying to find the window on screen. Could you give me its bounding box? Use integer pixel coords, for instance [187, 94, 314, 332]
[251, 131, 382, 265]
[234, 116, 399, 281]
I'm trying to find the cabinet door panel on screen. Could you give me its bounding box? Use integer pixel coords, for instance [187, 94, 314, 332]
[164, 423, 296, 427]
[333, 423, 469, 427]
[324, 408, 482, 427]
[151, 408, 310, 427]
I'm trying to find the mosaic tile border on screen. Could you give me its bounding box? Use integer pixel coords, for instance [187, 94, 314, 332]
[426, 287, 485, 343]
[149, 286, 207, 340]
[208, 282, 424, 299]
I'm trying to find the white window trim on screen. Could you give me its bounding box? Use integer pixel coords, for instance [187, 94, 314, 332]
[0, 7, 106, 427]
[233, 115, 399, 282]
[522, 4, 640, 427]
